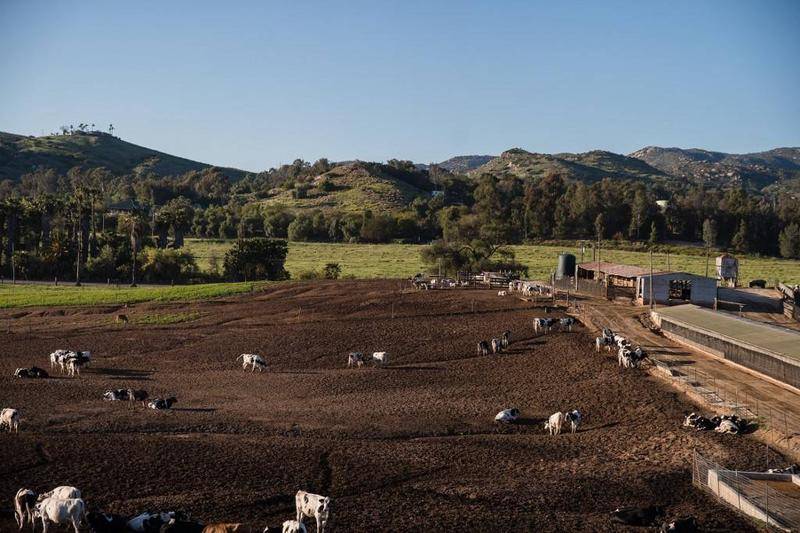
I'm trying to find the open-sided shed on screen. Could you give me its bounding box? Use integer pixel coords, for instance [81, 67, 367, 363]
[637, 271, 717, 307]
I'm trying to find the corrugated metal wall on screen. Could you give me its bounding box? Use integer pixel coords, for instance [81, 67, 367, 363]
[661, 319, 800, 389]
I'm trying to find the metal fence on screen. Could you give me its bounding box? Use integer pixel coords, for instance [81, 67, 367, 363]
[664, 360, 800, 457]
[692, 451, 800, 531]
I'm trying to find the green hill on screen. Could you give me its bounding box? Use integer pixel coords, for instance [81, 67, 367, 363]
[471, 148, 673, 185]
[0, 130, 248, 182]
[259, 161, 433, 214]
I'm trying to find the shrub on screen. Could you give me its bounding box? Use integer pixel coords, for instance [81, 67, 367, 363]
[223, 238, 289, 281]
[138, 247, 199, 283]
[296, 269, 321, 280]
[323, 262, 341, 279]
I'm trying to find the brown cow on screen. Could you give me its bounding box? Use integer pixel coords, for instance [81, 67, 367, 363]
[202, 524, 243, 533]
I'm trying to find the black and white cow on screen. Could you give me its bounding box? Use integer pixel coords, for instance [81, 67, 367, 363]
[237, 353, 267, 372]
[501, 330, 511, 349]
[660, 516, 698, 532]
[477, 340, 490, 356]
[295, 491, 331, 533]
[126, 511, 185, 533]
[559, 317, 575, 332]
[14, 488, 37, 530]
[533, 318, 549, 334]
[14, 366, 49, 378]
[565, 409, 582, 433]
[682, 412, 716, 431]
[494, 407, 520, 424]
[148, 397, 177, 410]
[65, 351, 91, 377]
[104, 389, 130, 401]
[1, 408, 20, 433]
[490, 338, 502, 354]
[347, 352, 364, 368]
[611, 506, 664, 527]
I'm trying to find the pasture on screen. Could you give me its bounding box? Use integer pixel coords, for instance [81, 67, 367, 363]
[187, 239, 800, 284]
[0, 280, 771, 531]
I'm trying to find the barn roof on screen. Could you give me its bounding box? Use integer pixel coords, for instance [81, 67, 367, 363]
[577, 261, 653, 279]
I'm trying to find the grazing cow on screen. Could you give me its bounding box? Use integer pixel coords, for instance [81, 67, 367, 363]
[237, 353, 267, 372]
[14, 488, 37, 530]
[371, 352, 389, 366]
[477, 340, 490, 356]
[660, 516, 698, 532]
[129, 389, 150, 405]
[86, 511, 128, 533]
[501, 330, 511, 349]
[595, 336, 613, 353]
[148, 397, 178, 410]
[565, 410, 582, 433]
[281, 521, 308, 533]
[544, 411, 565, 435]
[494, 407, 520, 424]
[50, 349, 70, 371]
[14, 366, 49, 378]
[559, 317, 575, 332]
[611, 506, 664, 527]
[37, 486, 81, 504]
[1, 408, 20, 433]
[34, 497, 85, 533]
[347, 352, 364, 368]
[160, 518, 205, 532]
[202, 524, 245, 533]
[295, 490, 331, 533]
[104, 389, 130, 401]
[490, 338, 502, 354]
[127, 511, 182, 533]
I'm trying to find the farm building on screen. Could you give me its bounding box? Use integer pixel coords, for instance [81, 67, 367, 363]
[652, 304, 800, 390]
[636, 271, 717, 307]
[576, 261, 650, 288]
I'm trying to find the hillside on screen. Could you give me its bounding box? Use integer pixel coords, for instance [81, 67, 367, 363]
[259, 161, 432, 214]
[630, 146, 800, 190]
[0, 130, 248, 182]
[436, 155, 495, 173]
[471, 148, 672, 185]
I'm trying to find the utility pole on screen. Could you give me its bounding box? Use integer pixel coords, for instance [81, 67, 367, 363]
[649, 248, 655, 311]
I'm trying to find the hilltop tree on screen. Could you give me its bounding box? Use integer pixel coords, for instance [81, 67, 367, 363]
[731, 219, 750, 253]
[702, 218, 717, 249]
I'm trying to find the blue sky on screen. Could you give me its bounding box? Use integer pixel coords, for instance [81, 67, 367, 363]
[1, 0, 798, 171]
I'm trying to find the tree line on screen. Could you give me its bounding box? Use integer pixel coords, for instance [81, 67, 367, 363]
[1, 157, 799, 281]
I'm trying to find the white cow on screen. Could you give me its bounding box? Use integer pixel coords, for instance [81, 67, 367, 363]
[565, 410, 582, 433]
[295, 490, 330, 533]
[347, 352, 364, 368]
[490, 338, 502, 354]
[497, 290, 507, 297]
[282, 520, 308, 533]
[494, 408, 520, 423]
[49, 349, 70, 372]
[237, 353, 267, 372]
[371, 352, 389, 366]
[14, 488, 37, 530]
[34, 497, 85, 533]
[1, 408, 20, 433]
[544, 411, 566, 435]
[38, 486, 81, 501]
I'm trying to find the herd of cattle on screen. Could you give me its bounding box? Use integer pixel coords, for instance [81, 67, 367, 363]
[0, 293, 758, 533]
[12, 485, 330, 532]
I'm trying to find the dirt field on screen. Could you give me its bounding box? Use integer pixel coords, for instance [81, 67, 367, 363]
[0, 280, 779, 531]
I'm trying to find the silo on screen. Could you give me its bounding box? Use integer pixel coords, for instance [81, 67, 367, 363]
[556, 253, 576, 280]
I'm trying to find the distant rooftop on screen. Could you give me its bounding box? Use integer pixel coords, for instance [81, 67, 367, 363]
[577, 261, 653, 278]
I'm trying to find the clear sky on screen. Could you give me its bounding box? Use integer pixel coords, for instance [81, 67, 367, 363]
[1, 1, 798, 172]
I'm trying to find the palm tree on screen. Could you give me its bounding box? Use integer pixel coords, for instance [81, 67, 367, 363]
[119, 211, 146, 286]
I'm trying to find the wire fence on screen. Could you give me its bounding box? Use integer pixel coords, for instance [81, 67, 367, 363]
[665, 363, 800, 457]
[693, 450, 800, 531]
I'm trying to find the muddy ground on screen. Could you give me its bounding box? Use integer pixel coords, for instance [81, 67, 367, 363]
[0, 280, 776, 531]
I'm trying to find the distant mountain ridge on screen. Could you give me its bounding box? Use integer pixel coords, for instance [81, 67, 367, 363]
[629, 146, 800, 190]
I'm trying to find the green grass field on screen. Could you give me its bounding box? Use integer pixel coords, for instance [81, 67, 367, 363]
[2, 241, 798, 309]
[186, 239, 800, 285]
[0, 282, 265, 309]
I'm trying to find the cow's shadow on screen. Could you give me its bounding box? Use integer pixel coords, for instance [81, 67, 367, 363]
[91, 367, 153, 381]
